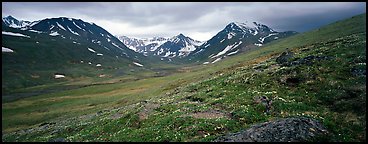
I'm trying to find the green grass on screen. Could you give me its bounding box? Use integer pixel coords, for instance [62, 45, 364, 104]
[2, 13, 366, 142]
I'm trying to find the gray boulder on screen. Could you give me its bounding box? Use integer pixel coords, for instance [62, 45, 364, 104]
[215, 117, 329, 142]
[276, 51, 294, 64]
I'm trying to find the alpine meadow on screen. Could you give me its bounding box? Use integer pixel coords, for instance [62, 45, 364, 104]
[2, 2, 366, 142]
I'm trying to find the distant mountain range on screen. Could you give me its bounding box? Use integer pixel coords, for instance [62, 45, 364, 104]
[2, 15, 32, 28]
[116, 21, 297, 63]
[117, 34, 204, 59]
[2, 15, 296, 89]
[2, 15, 298, 66]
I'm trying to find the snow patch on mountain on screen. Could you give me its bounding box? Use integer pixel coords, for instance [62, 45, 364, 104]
[2, 47, 14, 53]
[28, 30, 42, 33]
[88, 47, 96, 53]
[67, 26, 80, 36]
[29, 21, 40, 28]
[73, 21, 83, 30]
[157, 48, 165, 55]
[212, 57, 222, 63]
[254, 43, 263, 47]
[227, 49, 240, 56]
[259, 33, 279, 43]
[56, 22, 66, 31]
[252, 29, 258, 35]
[111, 42, 121, 49]
[133, 62, 143, 67]
[193, 49, 205, 55]
[179, 45, 196, 53]
[232, 22, 258, 32]
[49, 31, 60, 36]
[49, 25, 55, 30]
[2, 31, 30, 38]
[163, 51, 176, 58]
[227, 32, 236, 39]
[211, 41, 243, 58]
[126, 45, 137, 52]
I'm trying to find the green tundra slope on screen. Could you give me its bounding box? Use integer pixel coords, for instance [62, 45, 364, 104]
[2, 13, 366, 142]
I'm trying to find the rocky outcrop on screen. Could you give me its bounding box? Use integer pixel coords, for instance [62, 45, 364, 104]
[276, 51, 294, 64]
[215, 117, 329, 142]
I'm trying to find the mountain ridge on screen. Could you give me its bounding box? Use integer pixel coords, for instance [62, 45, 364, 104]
[117, 33, 204, 59]
[188, 21, 297, 64]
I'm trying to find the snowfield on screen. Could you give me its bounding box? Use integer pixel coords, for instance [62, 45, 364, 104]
[49, 31, 60, 36]
[56, 22, 66, 31]
[2, 31, 30, 38]
[67, 26, 80, 36]
[259, 33, 278, 43]
[87, 48, 96, 53]
[211, 41, 242, 58]
[133, 62, 143, 67]
[54, 74, 65, 79]
[2, 47, 14, 53]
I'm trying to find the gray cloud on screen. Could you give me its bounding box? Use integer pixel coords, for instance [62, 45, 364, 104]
[2, 2, 366, 41]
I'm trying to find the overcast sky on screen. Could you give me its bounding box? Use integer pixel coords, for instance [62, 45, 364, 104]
[2, 2, 366, 41]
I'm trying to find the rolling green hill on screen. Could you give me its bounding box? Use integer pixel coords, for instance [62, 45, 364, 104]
[2, 13, 366, 142]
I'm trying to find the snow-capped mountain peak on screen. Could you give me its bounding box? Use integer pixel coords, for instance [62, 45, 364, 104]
[118, 34, 204, 58]
[232, 21, 257, 29]
[2, 15, 31, 28]
[188, 21, 297, 63]
[225, 21, 276, 35]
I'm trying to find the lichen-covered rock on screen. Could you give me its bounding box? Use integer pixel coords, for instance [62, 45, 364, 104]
[282, 55, 332, 67]
[351, 67, 366, 76]
[215, 117, 329, 142]
[276, 51, 294, 64]
[48, 137, 67, 142]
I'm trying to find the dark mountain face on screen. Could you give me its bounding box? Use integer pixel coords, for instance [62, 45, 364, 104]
[26, 17, 141, 59]
[188, 22, 297, 64]
[2, 16, 147, 90]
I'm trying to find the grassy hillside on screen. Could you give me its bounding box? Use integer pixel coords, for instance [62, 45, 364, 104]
[2, 26, 176, 94]
[2, 13, 366, 142]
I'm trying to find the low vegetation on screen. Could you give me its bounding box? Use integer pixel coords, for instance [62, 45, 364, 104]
[2, 14, 366, 142]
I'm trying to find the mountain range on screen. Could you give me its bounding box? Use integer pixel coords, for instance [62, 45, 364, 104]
[117, 34, 204, 59]
[2, 15, 296, 90]
[2, 15, 31, 28]
[3, 15, 297, 63]
[116, 21, 297, 63]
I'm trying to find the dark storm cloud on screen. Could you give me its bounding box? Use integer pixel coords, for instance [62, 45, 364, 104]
[2, 2, 366, 41]
[250, 2, 367, 32]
